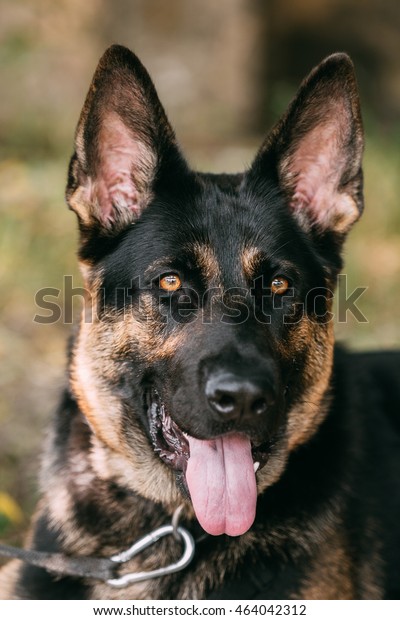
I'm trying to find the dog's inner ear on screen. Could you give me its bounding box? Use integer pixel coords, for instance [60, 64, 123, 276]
[279, 100, 363, 234]
[67, 45, 182, 230]
[252, 53, 364, 235]
[88, 112, 155, 222]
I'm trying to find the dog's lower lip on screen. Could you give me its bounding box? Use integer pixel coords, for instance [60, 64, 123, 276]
[148, 392, 189, 471]
[147, 389, 271, 474]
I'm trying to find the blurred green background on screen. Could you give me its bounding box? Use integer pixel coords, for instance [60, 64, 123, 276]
[1, 0, 400, 543]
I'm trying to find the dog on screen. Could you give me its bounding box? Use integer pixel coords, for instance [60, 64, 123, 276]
[1, 45, 400, 600]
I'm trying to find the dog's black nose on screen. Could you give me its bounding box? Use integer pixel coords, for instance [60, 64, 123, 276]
[205, 372, 274, 422]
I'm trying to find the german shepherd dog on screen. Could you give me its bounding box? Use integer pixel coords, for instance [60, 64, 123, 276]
[1, 46, 400, 600]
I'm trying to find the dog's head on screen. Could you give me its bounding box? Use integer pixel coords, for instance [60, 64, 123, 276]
[66, 46, 363, 536]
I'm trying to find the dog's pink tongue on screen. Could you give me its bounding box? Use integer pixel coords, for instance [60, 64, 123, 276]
[186, 433, 257, 536]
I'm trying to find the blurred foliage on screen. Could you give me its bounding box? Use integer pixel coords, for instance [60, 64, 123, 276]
[0, 492, 24, 537]
[0, 157, 80, 546]
[334, 116, 400, 347]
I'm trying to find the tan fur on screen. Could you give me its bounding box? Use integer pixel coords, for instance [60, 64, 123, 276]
[191, 243, 221, 286]
[287, 319, 334, 451]
[295, 529, 355, 599]
[0, 560, 23, 600]
[241, 247, 263, 280]
[70, 309, 190, 509]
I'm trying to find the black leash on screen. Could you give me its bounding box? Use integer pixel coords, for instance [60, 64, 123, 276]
[0, 543, 115, 581]
[0, 507, 196, 588]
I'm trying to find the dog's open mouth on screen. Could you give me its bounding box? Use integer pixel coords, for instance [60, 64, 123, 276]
[147, 389, 271, 537]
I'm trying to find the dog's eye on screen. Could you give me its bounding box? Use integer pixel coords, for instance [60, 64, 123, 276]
[159, 274, 182, 292]
[271, 276, 290, 295]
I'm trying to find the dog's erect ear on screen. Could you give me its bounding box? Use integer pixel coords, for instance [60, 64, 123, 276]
[249, 53, 364, 235]
[66, 45, 185, 232]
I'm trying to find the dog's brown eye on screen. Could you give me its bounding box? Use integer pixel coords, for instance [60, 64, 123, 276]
[271, 277, 290, 295]
[159, 274, 182, 292]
